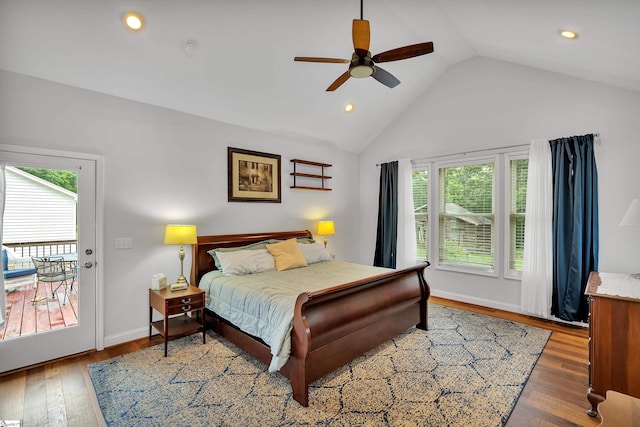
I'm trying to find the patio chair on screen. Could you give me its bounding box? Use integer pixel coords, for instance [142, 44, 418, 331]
[31, 256, 76, 305]
[2, 248, 37, 292]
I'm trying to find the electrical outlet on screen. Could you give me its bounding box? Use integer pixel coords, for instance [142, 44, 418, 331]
[114, 237, 134, 249]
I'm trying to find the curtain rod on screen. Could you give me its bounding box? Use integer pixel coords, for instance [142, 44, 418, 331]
[376, 143, 528, 166]
[376, 133, 600, 166]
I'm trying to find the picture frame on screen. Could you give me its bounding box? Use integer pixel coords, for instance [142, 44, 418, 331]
[228, 147, 281, 203]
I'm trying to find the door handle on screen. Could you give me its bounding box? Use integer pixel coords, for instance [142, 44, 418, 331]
[81, 262, 93, 269]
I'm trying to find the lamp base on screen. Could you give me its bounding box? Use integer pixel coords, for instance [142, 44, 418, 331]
[170, 274, 189, 291]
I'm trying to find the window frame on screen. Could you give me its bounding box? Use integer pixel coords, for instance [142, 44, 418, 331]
[434, 155, 499, 277]
[411, 145, 529, 280]
[503, 151, 529, 280]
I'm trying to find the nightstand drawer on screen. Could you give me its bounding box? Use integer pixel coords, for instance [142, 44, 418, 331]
[167, 293, 203, 307]
[166, 297, 204, 315]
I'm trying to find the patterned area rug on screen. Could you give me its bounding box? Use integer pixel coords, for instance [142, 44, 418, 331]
[89, 304, 550, 426]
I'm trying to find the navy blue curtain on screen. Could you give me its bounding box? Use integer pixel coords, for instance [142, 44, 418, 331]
[374, 161, 398, 268]
[550, 134, 598, 322]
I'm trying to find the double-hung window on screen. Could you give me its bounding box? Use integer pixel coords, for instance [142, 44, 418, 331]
[438, 159, 495, 272]
[412, 149, 528, 278]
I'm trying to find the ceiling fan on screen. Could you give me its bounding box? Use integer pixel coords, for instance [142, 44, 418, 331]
[294, 0, 434, 91]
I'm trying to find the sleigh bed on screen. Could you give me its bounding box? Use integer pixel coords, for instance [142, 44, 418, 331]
[190, 229, 430, 406]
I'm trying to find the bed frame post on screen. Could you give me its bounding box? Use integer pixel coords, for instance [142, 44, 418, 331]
[290, 293, 311, 406]
[417, 262, 430, 330]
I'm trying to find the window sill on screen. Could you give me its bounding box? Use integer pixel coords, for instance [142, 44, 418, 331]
[434, 263, 498, 278]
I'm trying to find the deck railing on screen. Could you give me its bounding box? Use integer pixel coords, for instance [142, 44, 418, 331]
[5, 241, 78, 258]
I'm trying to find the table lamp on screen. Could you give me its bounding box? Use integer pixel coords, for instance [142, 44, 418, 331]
[620, 198, 640, 279]
[164, 224, 197, 289]
[317, 220, 335, 248]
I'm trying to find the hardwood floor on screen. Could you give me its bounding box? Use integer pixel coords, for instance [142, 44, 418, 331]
[0, 296, 601, 426]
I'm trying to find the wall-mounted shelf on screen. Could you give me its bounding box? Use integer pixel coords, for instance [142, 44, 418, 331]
[290, 159, 332, 191]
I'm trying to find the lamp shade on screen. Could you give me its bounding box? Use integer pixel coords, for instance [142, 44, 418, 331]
[164, 224, 197, 245]
[620, 199, 640, 227]
[317, 221, 335, 235]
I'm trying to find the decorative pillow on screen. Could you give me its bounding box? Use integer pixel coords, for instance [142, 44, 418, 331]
[298, 242, 332, 264]
[208, 239, 280, 270]
[214, 248, 275, 276]
[266, 238, 308, 271]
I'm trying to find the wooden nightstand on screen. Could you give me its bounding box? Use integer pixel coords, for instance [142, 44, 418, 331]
[149, 285, 206, 356]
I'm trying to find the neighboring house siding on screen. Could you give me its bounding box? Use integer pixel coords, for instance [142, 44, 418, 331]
[3, 166, 77, 243]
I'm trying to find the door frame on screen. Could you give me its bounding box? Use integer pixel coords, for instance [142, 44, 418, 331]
[0, 143, 105, 351]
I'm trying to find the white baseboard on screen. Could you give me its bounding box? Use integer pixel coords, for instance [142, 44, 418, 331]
[430, 289, 521, 313]
[430, 289, 588, 328]
[103, 326, 148, 348]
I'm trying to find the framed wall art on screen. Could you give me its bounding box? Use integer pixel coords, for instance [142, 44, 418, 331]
[228, 147, 281, 203]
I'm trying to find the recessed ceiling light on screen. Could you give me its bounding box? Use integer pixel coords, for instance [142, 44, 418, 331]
[345, 103, 354, 113]
[123, 12, 144, 31]
[560, 29, 578, 39]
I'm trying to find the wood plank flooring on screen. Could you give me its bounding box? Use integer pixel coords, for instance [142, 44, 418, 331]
[0, 296, 601, 426]
[1, 281, 78, 340]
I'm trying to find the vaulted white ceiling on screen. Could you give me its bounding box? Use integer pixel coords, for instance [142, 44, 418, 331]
[1, 0, 638, 153]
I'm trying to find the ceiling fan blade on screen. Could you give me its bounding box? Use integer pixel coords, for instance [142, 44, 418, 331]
[294, 57, 350, 64]
[352, 19, 370, 57]
[372, 66, 400, 88]
[326, 71, 351, 92]
[372, 42, 434, 63]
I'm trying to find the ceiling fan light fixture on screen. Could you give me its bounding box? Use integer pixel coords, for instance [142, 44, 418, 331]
[560, 29, 578, 39]
[345, 103, 354, 112]
[349, 54, 374, 78]
[123, 12, 144, 31]
[349, 65, 374, 78]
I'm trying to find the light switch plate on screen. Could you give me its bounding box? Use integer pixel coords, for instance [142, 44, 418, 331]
[114, 237, 133, 249]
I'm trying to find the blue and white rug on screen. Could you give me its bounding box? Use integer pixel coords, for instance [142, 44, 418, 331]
[89, 304, 550, 426]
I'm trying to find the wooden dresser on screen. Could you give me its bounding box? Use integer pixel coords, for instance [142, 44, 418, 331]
[586, 272, 640, 417]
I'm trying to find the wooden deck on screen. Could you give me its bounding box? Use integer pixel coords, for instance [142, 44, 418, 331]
[1, 280, 78, 340]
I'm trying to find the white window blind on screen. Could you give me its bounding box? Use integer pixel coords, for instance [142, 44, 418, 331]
[509, 158, 528, 272]
[438, 162, 495, 269]
[412, 169, 429, 260]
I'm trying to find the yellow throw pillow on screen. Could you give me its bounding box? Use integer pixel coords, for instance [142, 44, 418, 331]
[266, 238, 308, 271]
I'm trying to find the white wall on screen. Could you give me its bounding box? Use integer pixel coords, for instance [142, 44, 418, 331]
[0, 70, 360, 346]
[359, 57, 640, 313]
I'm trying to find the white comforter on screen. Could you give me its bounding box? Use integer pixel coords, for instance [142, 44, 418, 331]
[198, 260, 391, 372]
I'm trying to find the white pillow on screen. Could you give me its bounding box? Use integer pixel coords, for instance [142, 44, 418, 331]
[215, 248, 275, 276]
[297, 242, 332, 264]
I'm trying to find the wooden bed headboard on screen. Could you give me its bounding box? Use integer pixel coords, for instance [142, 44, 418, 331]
[190, 229, 313, 285]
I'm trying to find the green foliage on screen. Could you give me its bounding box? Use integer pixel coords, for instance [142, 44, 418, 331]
[442, 163, 494, 213]
[17, 168, 77, 193]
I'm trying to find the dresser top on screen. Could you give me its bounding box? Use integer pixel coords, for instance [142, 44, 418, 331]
[586, 271, 640, 301]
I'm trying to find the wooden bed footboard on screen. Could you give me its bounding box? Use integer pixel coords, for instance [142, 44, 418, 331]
[191, 230, 430, 407]
[288, 262, 429, 406]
